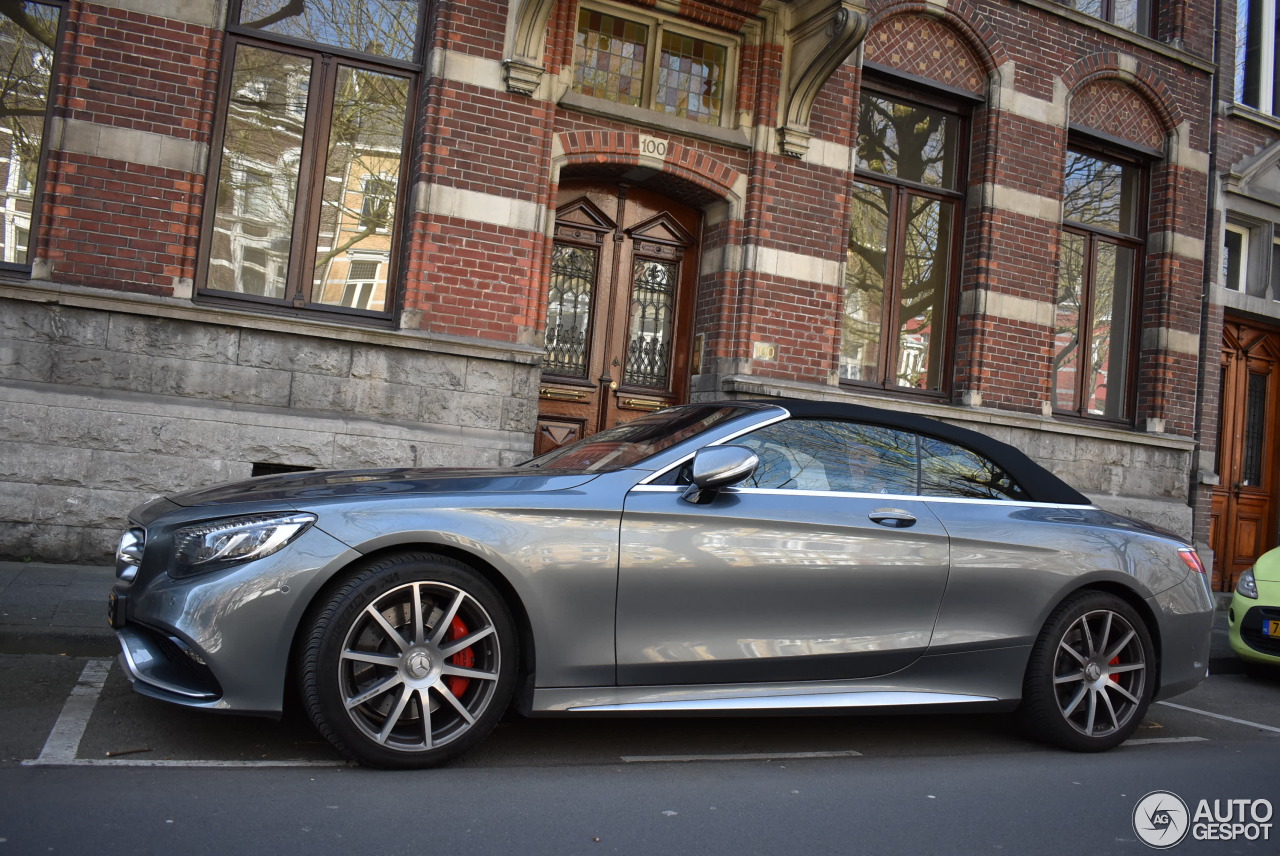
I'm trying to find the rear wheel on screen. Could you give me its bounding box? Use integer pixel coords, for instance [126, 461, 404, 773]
[1019, 591, 1154, 752]
[301, 552, 517, 768]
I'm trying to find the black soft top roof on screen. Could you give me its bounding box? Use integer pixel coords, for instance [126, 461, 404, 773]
[730, 398, 1091, 506]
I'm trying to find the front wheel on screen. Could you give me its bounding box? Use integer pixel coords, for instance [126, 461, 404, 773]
[300, 552, 517, 768]
[1018, 591, 1155, 752]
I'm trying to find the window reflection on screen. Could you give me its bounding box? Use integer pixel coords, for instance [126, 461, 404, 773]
[1055, 148, 1143, 419]
[857, 95, 958, 190]
[545, 244, 597, 378]
[208, 46, 309, 300]
[238, 0, 422, 61]
[846, 91, 962, 394]
[737, 420, 918, 495]
[843, 182, 889, 384]
[207, 45, 409, 312]
[310, 67, 408, 311]
[0, 2, 60, 266]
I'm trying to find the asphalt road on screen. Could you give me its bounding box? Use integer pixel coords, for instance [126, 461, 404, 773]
[0, 645, 1277, 856]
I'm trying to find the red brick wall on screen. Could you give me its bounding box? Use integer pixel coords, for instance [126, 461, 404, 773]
[37, 3, 220, 295]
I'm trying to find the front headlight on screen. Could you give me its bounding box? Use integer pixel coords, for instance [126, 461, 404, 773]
[172, 513, 316, 578]
[1236, 568, 1259, 600]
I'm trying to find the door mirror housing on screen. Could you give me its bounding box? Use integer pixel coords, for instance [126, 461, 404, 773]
[680, 445, 758, 504]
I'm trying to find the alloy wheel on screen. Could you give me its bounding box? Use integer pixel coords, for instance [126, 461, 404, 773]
[338, 580, 502, 752]
[1051, 608, 1147, 738]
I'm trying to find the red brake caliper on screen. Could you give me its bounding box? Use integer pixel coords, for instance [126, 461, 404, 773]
[1108, 656, 1120, 683]
[446, 615, 474, 698]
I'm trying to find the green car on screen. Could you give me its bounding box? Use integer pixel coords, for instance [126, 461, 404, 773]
[1229, 546, 1280, 670]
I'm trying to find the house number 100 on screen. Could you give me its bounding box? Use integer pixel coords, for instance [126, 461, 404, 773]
[639, 136, 669, 158]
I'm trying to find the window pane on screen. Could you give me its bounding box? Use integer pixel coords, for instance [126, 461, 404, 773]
[1242, 371, 1268, 486]
[544, 244, 596, 378]
[1063, 151, 1140, 235]
[1270, 240, 1280, 298]
[843, 182, 890, 383]
[898, 196, 952, 390]
[0, 2, 59, 266]
[737, 420, 918, 495]
[238, 0, 421, 62]
[1224, 227, 1246, 292]
[1086, 242, 1134, 418]
[857, 95, 958, 189]
[310, 67, 408, 312]
[573, 9, 646, 106]
[656, 31, 725, 124]
[919, 436, 1027, 501]
[1055, 233, 1086, 411]
[1074, 0, 1104, 18]
[1112, 0, 1149, 35]
[1239, 0, 1266, 107]
[208, 46, 310, 299]
[625, 259, 676, 387]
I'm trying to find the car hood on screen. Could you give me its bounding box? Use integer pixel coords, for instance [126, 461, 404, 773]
[1253, 546, 1280, 582]
[166, 467, 604, 507]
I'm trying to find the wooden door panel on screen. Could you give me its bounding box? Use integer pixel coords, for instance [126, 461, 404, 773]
[1213, 320, 1280, 590]
[536, 181, 700, 452]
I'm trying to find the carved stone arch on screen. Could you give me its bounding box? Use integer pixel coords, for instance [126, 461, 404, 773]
[504, 0, 557, 95]
[779, 0, 870, 158]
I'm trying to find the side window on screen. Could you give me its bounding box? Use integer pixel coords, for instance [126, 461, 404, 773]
[919, 437, 1027, 501]
[735, 420, 917, 494]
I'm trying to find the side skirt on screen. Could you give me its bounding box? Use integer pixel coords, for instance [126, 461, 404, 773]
[528, 645, 1031, 714]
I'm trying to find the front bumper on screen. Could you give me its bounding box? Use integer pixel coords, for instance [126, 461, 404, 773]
[1228, 591, 1280, 666]
[110, 524, 360, 714]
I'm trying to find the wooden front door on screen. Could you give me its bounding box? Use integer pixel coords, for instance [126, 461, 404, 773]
[534, 181, 700, 455]
[1211, 319, 1280, 590]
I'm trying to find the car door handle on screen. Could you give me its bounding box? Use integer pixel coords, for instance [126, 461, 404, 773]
[869, 508, 917, 528]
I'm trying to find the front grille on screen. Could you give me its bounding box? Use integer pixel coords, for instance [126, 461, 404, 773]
[1239, 605, 1280, 657]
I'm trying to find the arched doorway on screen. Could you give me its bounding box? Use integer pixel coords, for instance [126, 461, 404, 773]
[535, 180, 702, 454]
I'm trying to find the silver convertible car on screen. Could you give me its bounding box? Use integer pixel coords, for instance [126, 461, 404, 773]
[109, 399, 1215, 767]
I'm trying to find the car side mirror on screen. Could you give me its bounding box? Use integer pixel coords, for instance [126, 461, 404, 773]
[680, 445, 758, 504]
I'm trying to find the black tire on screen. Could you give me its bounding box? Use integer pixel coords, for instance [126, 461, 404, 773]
[300, 552, 517, 768]
[1018, 590, 1155, 752]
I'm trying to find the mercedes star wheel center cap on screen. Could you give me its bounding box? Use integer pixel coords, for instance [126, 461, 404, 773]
[406, 651, 434, 680]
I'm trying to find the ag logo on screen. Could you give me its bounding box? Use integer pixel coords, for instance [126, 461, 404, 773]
[1134, 791, 1190, 848]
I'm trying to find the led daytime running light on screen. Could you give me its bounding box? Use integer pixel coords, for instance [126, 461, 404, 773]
[173, 513, 316, 575]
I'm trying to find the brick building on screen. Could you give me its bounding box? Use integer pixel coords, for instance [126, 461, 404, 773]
[0, 0, 1219, 575]
[1200, 0, 1280, 593]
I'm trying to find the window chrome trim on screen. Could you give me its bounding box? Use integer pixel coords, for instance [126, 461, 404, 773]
[629, 483, 1094, 509]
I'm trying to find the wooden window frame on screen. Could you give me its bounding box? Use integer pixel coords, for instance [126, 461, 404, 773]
[197, 2, 423, 322]
[842, 82, 968, 399]
[1054, 142, 1149, 424]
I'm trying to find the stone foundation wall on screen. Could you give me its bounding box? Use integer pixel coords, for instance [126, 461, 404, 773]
[0, 290, 540, 563]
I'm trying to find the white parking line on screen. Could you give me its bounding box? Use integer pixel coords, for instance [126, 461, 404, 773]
[31, 658, 112, 764]
[621, 750, 863, 763]
[23, 657, 346, 769]
[1124, 736, 1209, 746]
[1157, 701, 1280, 734]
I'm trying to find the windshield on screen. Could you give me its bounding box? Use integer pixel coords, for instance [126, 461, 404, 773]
[520, 405, 752, 472]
